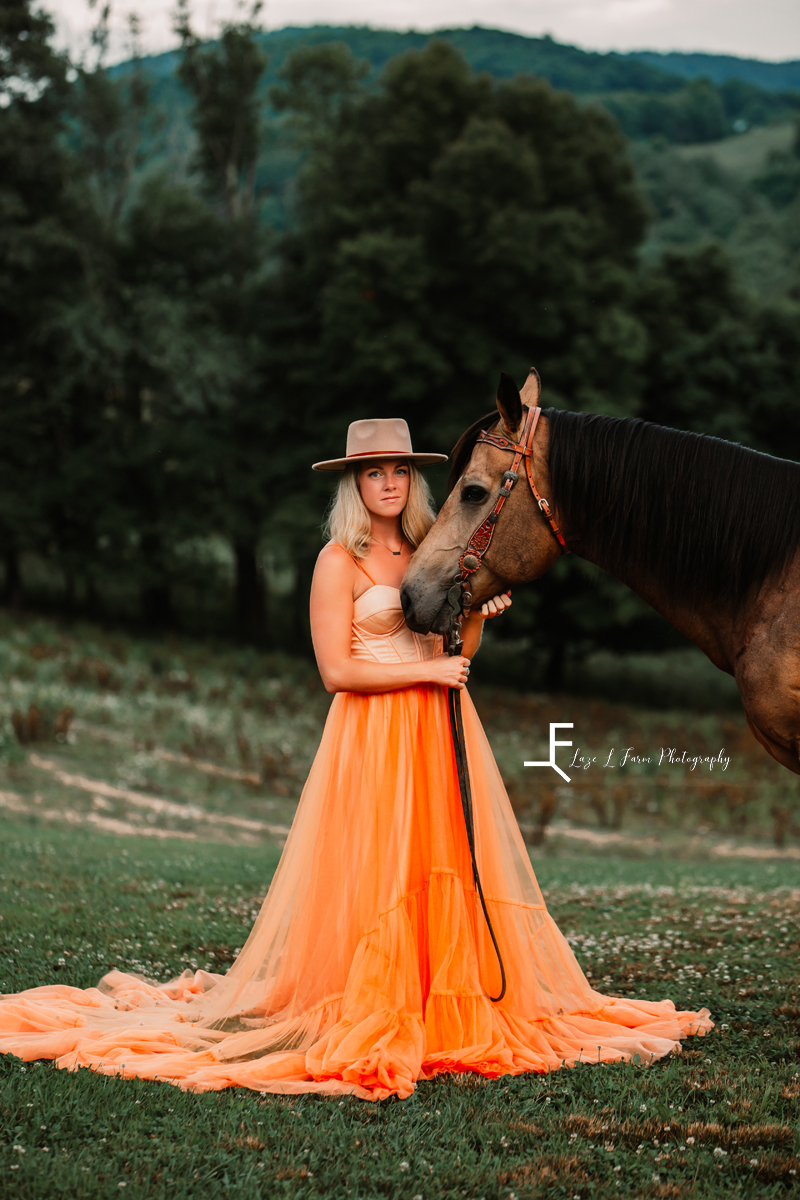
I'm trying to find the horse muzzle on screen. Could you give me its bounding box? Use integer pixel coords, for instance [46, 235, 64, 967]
[400, 580, 452, 635]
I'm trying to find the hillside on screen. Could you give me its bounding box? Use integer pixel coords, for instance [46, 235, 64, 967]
[114, 25, 800, 302]
[124, 24, 800, 143]
[628, 50, 800, 93]
[129, 25, 684, 93]
[130, 26, 800, 96]
[675, 121, 797, 176]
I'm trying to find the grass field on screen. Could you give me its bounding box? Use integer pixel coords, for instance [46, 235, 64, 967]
[1, 824, 799, 1199]
[1, 608, 798, 852]
[674, 122, 796, 179]
[1, 609, 799, 1197]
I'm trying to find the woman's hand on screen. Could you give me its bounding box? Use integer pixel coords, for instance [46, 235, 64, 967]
[428, 653, 471, 690]
[459, 591, 512, 660]
[477, 591, 512, 619]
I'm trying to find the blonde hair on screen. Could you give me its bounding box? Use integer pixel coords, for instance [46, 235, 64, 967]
[323, 461, 438, 557]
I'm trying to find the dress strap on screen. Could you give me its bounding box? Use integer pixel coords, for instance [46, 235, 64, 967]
[348, 552, 377, 585]
[333, 542, 377, 585]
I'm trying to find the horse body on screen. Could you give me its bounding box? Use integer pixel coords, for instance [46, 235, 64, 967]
[401, 371, 800, 776]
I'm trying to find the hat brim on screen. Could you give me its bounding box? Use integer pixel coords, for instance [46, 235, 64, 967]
[312, 452, 448, 471]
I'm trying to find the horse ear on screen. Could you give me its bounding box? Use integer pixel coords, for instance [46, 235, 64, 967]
[496, 372, 522, 435]
[519, 366, 541, 407]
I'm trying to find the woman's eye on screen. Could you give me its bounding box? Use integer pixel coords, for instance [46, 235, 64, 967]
[462, 485, 488, 504]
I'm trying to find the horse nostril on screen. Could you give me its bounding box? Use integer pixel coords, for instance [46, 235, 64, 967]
[400, 586, 412, 618]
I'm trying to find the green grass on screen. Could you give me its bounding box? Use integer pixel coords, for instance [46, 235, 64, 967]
[674, 122, 796, 179]
[1, 823, 800, 1199]
[2, 607, 798, 851]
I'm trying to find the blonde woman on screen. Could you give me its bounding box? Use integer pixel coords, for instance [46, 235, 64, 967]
[0, 418, 711, 1100]
[310, 420, 510, 696]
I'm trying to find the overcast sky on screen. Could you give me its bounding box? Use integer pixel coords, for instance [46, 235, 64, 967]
[44, 0, 800, 65]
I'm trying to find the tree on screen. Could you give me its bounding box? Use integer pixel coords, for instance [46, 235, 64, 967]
[633, 242, 800, 455]
[0, 0, 74, 603]
[174, 0, 267, 222]
[273, 39, 651, 455]
[172, 1, 288, 643]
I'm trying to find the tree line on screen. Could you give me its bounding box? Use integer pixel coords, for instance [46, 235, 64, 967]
[2, 1, 799, 686]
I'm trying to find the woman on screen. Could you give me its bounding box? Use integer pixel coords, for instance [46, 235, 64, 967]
[0, 418, 711, 1100]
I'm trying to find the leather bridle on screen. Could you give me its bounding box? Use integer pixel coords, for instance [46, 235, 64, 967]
[447, 402, 567, 648]
[456, 403, 566, 608]
[445, 401, 567, 1004]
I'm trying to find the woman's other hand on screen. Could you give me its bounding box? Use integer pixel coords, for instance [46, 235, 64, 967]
[428, 653, 471, 690]
[478, 591, 512, 619]
[458, 591, 511, 659]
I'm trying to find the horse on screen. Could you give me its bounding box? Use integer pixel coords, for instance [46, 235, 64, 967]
[401, 369, 800, 776]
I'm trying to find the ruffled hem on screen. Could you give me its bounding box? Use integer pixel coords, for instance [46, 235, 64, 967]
[0, 869, 712, 1100]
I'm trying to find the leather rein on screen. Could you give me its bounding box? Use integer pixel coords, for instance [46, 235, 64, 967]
[445, 403, 567, 1004]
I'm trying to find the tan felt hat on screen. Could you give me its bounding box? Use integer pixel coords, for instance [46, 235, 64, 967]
[312, 418, 448, 471]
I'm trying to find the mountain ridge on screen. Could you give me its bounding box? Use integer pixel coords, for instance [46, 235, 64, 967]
[118, 25, 800, 96]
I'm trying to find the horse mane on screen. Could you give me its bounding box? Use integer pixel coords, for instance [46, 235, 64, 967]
[448, 410, 499, 493]
[545, 410, 800, 609]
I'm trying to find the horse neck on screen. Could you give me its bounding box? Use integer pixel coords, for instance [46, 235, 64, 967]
[541, 409, 780, 676]
[567, 536, 739, 675]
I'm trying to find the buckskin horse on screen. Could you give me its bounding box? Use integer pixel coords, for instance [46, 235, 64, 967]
[401, 369, 800, 776]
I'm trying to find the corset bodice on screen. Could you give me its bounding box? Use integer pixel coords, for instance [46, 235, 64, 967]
[351, 585, 444, 664]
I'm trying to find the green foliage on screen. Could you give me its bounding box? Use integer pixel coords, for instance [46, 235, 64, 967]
[606, 74, 800, 144]
[603, 76, 800, 144]
[277, 39, 648, 436]
[0, 1, 81, 596]
[2, 11, 800, 676]
[0, 0, 67, 100]
[634, 244, 800, 458]
[271, 41, 371, 132]
[754, 120, 800, 207]
[68, 56, 161, 227]
[116, 24, 800, 169]
[629, 48, 800, 93]
[632, 133, 800, 304]
[174, 0, 268, 220]
[604, 78, 729, 144]
[719, 78, 800, 127]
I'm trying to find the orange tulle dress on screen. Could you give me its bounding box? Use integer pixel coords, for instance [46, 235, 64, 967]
[0, 553, 712, 1100]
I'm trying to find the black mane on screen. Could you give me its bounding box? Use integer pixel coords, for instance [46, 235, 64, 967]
[448, 410, 499, 493]
[547, 410, 800, 608]
[448, 407, 800, 609]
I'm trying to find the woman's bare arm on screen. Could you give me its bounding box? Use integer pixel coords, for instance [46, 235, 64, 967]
[460, 592, 512, 659]
[310, 544, 470, 694]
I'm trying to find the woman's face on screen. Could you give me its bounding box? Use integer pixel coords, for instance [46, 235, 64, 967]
[357, 459, 410, 519]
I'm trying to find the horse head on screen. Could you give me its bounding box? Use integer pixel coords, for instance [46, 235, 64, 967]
[401, 368, 564, 635]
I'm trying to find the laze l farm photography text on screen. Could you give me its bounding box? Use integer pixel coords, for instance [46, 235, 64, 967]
[568, 746, 733, 771]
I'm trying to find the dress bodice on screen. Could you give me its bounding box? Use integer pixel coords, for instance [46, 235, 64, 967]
[352, 585, 444, 663]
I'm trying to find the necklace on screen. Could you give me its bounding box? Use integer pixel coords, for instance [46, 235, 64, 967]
[372, 538, 405, 556]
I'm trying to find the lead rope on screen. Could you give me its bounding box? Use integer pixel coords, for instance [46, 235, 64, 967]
[446, 584, 507, 1004]
[442, 398, 566, 1004]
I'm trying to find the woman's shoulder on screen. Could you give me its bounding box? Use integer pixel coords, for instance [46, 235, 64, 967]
[317, 540, 353, 565]
[314, 541, 357, 581]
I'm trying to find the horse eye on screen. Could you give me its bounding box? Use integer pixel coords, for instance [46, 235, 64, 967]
[462, 485, 488, 504]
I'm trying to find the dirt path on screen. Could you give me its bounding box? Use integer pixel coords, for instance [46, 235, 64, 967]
[72, 719, 263, 784]
[523, 820, 800, 860]
[4, 764, 797, 860]
[0, 754, 293, 845]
